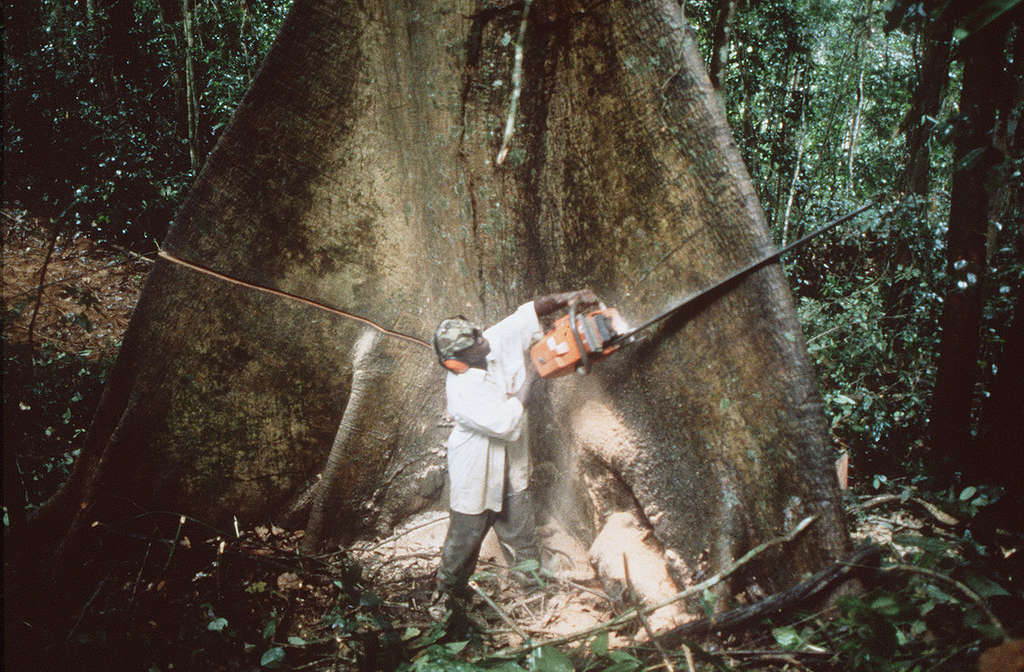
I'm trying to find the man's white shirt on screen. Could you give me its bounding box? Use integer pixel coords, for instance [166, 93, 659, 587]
[444, 302, 541, 514]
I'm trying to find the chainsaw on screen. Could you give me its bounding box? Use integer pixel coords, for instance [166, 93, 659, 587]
[530, 201, 876, 378]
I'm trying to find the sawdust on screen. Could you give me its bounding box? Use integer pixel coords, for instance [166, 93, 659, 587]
[570, 397, 641, 466]
[348, 506, 702, 649]
[348, 510, 693, 648]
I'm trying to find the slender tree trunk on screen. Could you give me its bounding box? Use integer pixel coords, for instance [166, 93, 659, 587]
[182, 0, 199, 173]
[929, 24, 1007, 483]
[781, 103, 807, 246]
[847, 65, 864, 189]
[898, 13, 954, 196]
[709, 0, 736, 89]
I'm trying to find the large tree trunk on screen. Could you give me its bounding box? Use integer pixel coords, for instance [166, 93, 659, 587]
[28, 0, 849, 601]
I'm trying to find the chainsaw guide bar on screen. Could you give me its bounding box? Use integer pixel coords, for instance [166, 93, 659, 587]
[530, 201, 877, 378]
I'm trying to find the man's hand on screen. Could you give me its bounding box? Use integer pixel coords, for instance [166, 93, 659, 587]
[571, 288, 599, 306]
[534, 288, 599, 317]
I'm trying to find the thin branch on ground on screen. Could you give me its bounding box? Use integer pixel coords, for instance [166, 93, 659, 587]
[479, 515, 817, 661]
[858, 493, 959, 526]
[624, 554, 676, 672]
[880, 563, 1006, 638]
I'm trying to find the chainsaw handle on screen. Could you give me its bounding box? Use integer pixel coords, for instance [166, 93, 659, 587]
[568, 301, 591, 375]
[568, 288, 601, 309]
[568, 291, 603, 311]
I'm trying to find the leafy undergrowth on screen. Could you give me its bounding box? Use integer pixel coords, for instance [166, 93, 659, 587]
[7, 485, 1021, 672]
[3, 211, 149, 521]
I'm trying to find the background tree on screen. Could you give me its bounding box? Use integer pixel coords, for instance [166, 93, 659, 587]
[2, 0, 290, 247]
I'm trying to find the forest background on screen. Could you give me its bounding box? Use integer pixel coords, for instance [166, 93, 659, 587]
[3, 0, 1022, 670]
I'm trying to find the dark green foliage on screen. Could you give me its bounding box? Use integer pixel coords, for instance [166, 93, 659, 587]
[688, 0, 1021, 487]
[1, 338, 113, 510]
[2, 0, 291, 247]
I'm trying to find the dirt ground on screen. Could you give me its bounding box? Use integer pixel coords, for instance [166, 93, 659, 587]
[2, 209, 151, 357]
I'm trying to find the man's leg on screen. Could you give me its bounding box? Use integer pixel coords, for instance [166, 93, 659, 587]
[437, 510, 491, 597]
[492, 487, 539, 567]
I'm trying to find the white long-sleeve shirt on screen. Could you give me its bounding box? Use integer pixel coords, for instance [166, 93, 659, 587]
[445, 302, 542, 514]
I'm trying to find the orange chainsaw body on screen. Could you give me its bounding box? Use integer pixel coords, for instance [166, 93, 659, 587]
[530, 306, 628, 378]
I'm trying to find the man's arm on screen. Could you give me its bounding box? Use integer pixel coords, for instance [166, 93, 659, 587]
[533, 289, 599, 317]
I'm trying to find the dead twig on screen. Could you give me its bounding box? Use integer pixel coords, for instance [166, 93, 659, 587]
[470, 579, 532, 643]
[858, 494, 959, 526]
[67, 578, 108, 642]
[623, 554, 676, 672]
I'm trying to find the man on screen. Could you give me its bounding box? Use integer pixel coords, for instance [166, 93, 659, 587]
[430, 290, 597, 615]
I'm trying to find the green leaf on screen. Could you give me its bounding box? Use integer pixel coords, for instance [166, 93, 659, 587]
[512, 558, 540, 573]
[601, 663, 641, 672]
[589, 631, 609, 657]
[262, 616, 278, 640]
[528, 645, 574, 672]
[207, 617, 229, 632]
[444, 641, 469, 655]
[773, 625, 802, 650]
[359, 590, 382, 607]
[959, 486, 978, 501]
[260, 646, 286, 668]
[608, 650, 642, 664]
[287, 636, 306, 647]
[700, 587, 715, 618]
[870, 595, 901, 617]
[964, 574, 1010, 599]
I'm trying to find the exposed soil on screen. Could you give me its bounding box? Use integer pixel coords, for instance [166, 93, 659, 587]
[2, 209, 152, 357]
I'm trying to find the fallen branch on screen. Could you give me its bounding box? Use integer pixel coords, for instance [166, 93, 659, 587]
[361, 514, 448, 553]
[658, 545, 882, 647]
[858, 494, 959, 526]
[470, 579, 532, 643]
[479, 515, 817, 661]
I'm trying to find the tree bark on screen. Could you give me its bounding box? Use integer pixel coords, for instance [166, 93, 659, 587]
[27, 0, 849, 600]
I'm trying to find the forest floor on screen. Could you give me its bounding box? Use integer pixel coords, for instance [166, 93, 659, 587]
[2, 210, 151, 357]
[3, 211, 1019, 671]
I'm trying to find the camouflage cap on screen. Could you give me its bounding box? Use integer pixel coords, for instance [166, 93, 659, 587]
[432, 317, 480, 360]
